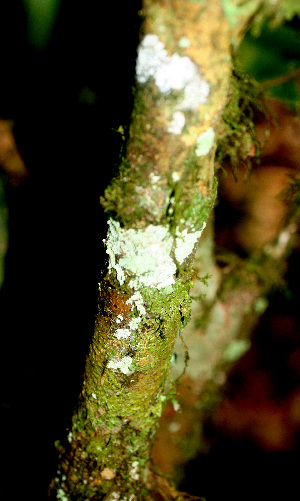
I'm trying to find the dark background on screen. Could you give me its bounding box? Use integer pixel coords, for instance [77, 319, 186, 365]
[0, 2, 140, 499]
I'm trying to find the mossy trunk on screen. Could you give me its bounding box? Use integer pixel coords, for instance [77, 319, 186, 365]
[49, 0, 280, 499]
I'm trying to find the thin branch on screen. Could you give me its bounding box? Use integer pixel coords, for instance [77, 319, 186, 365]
[261, 66, 300, 90]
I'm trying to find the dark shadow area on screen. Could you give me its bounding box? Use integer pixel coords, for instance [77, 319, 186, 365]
[0, 1, 141, 499]
[179, 248, 300, 500]
[180, 441, 300, 501]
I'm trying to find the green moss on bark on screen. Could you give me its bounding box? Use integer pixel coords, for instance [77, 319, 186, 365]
[51, 276, 195, 499]
[50, 0, 234, 498]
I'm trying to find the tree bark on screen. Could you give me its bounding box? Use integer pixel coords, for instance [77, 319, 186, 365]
[50, 0, 298, 499]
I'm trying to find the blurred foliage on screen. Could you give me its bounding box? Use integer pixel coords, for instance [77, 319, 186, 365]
[253, 0, 300, 30]
[236, 20, 300, 106]
[0, 177, 8, 290]
[21, 0, 61, 49]
[218, 15, 300, 181]
[281, 174, 300, 216]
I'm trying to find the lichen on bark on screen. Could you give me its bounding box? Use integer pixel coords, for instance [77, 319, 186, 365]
[50, 0, 233, 499]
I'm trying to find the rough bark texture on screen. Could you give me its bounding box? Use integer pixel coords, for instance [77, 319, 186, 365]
[50, 1, 298, 500]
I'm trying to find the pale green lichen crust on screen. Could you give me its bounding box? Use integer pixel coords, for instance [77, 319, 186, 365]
[223, 339, 251, 362]
[107, 355, 134, 375]
[175, 224, 206, 265]
[104, 219, 207, 290]
[104, 219, 175, 289]
[56, 487, 69, 501]
[195, 127, 215, 157]
[168, 111, 186, 134]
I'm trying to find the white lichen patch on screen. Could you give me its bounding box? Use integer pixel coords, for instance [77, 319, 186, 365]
[105, 218, 207, 293]
[136, 34, 166, 84]
[118, 494, 136, 501]
[175, 222, 206, 264]
[195, 127, 215, 157]
[168, 111, 185, 135]
[104, 219, 176, 290]
[128, 317, 142, 330]
[107, 493, 120, 501]
[172, 398, 181, 411]
[126, 291, 146, 316]
[136, 34, 194, 92]
[179, 74, 210, 111]
[223, 339, 251, 363]
[254, 297, 268, 314]
[178, 36, 191, 48]
[56, 488, 69, 501]
[172, 171, 181, 182]
[136, 34, 209, 110]
[129, 461, 140, 481]
[107, 356, 133, 375]
[149, 172, 161, 184]
[113, 306, 142, 342]
[104, 220, 126, 285]
[116, 314, 123, 324]
[114, 328, 131, 340]
[128, 494, 137, 501]
[168, 421, 181, 433]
